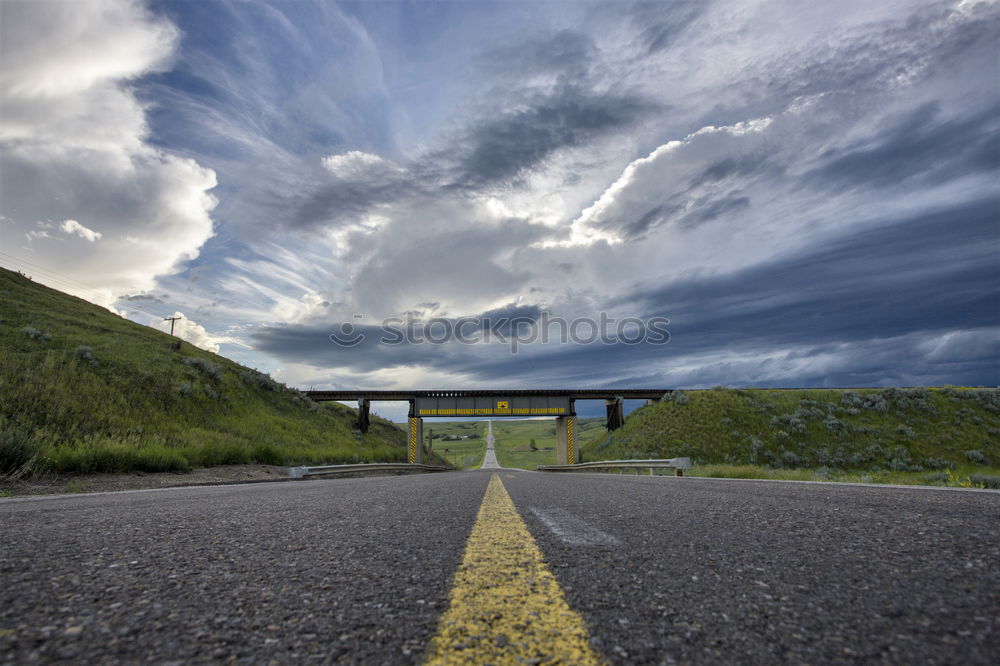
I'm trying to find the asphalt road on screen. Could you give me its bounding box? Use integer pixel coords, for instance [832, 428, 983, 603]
[481, 420, 500, 469]
[1, 471, 998, 664]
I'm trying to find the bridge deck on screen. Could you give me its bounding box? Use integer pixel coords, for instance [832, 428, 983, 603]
[304, 389, 670, 401]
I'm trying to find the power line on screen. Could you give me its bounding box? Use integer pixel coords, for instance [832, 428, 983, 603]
[0, 251, 181, 323]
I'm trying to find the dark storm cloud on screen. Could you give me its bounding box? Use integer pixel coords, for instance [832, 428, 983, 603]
[250, 322, 477, 373]
[620, 193, 750, 239]
[451, 87, 654, 188]
[251, 302, 544, 373]
[120, 293, 166, 303]
[632, 198, 999, 348]
[680, 195, 750, 228]
[254, 197, 999, 388]
[807, 102, 1000, 190]
[624, 204, 678, 238]
[473, 303, 545, 336]
[292, 174, 415, 229]
[286, 27, 653, 228]
[689, 154, 775, 188]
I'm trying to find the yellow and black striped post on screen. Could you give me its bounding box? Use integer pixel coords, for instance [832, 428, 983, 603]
[555, 416, 578, 465]
[408, 417, 423, 464]
[566, 417, 575, 464]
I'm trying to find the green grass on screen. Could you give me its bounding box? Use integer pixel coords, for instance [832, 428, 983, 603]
[688, 463, 1000, 488]
[425, 418, 606, 470]
[491, 419, 605, 468]
[426, 421, 486, 469]
[583, 387, 1000, 474]
[493, 420, 558, 469]
[0, 268, 410, 476]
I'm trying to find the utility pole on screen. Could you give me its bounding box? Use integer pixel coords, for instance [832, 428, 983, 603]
[164, 316, 181, 336]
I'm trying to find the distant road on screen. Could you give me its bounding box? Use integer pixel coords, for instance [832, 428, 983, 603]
[1, 472, 997, 663]
[480, 419, 500, 469]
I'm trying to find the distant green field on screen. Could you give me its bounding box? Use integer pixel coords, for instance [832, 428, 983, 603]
[490, 419, 605, 468]
[423, 418, 606, 470]
[425, 421, 486, 469]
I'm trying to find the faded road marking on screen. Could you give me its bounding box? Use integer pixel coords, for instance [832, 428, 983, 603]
[424, 475, 603, 665]
[529, 507, 621, 547]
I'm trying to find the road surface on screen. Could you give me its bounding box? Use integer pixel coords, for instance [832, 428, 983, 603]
[480, 420, 501, 469]
[1, 471, 997, 664]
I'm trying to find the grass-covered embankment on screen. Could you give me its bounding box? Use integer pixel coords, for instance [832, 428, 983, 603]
[585, 387, 1000, 486]
[0, 268, 409, 476]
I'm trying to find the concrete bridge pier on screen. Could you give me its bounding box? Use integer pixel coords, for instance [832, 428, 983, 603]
[407, 417, 424, 464]
[555, 415, 578, 465]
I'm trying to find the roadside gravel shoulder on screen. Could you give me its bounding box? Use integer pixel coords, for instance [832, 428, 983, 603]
[0, 464, 292, 497]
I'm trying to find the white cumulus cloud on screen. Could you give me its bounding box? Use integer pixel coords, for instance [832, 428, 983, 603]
[60, 219, 102, 242]
[0, 0, 217, 307]
[155, 312, 245, 354]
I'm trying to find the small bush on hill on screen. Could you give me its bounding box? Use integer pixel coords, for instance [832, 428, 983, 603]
[969, 474, 1000, 489]
[965, 449, 989, 465]
[182, 356, 223, 382]
[75, 345, 96, 365]
[21, 327, 51, 342]
[240, 369, 282, 392]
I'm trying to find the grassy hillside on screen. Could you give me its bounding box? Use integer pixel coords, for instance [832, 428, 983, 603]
[585, 387, 999, 476]
[0, 268, 409, 476]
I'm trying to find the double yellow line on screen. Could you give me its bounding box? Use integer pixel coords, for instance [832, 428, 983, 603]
[425, 475, 603, 664]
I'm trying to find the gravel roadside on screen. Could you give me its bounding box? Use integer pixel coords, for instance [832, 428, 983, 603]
[0, 465, 293, 497]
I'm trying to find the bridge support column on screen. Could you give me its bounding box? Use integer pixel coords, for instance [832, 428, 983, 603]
[357, 398, 370, 433]
[605, 397, 624, 431]
[407, 417, 424, 464]
[555, 416, 577, 465]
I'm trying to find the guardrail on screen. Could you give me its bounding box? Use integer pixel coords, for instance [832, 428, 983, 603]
[537, 457, 692, 476]
[287, 462, 453, 478]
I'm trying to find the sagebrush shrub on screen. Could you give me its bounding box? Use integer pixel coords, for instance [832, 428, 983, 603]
[75, 345, 96, 365]
[182, 357, 222, 382]
[240, 369, 282, 392]
[21, 326, 51, 342]
[965, 449, 989, 465]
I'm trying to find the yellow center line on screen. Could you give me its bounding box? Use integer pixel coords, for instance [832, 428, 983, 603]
[425, 475, 604, 665]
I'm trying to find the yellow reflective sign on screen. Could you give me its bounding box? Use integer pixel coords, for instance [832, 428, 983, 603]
[497, 401, 509, 408]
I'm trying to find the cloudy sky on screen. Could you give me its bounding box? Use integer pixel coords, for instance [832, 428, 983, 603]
[1, 0, 998, 417]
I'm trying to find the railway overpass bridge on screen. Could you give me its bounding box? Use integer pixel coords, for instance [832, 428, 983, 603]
[304, 389, 671, 465]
